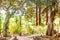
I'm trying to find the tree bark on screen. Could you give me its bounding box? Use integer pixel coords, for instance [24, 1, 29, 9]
[46, 5, 56, 36]
[46, 6, 54, 36]
[39, 7, 41, 25]
[36, 6, 41, 26]
[36, 6, 39, 26]
[46, 9, 48, 25]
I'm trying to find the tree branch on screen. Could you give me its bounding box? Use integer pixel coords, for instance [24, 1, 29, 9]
[16, 0, 26, 9]
[41, 5, 51, 13]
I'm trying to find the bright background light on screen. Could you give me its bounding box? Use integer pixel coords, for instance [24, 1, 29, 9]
[0, 9, 6, 14]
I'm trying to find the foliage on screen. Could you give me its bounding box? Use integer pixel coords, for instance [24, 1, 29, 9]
[0, 0, 60, 36]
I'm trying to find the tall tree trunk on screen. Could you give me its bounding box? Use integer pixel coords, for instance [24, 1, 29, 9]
[2, 13, 11, 37]
[46, 0, 58, 36]
[39, 7, 41, 25]
[36, 6, 39, 26]
[46, 5, 56, 36]
[46, 6, 54, 36]
[36, 6, 41, 26]
[46, 9, 48, 25]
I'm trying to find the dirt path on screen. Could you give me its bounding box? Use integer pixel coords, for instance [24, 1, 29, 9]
[0, 34, 60, 40]
[9, 34, 60, 40]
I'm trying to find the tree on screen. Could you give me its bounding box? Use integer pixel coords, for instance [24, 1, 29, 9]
[40, 0, 58, 36]
[46, 0, 58, 36]
[36, 6, 41, 26]
[1, 0, 26, 37]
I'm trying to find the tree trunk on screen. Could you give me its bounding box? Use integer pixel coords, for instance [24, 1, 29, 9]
[36, 6, 41, 26]
[36, 6, 39, 26]
[2, 13, 11, 37]
[2, 0, 26, 37]
[46, 6, 54, 36]
[46, 0, 58, 36]
[39, 7, 41, 25]
[46, 9, 48, 25]
[46, 5, 57, 36]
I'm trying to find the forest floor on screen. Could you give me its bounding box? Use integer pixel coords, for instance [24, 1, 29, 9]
[0, 34, 60, 40]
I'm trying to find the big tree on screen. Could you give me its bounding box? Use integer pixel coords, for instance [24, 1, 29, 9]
[0, 0, 26, 37]
[46, 0, 58, 36]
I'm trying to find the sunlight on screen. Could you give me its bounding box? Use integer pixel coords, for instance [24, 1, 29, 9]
[54, 18, 60, 24]
[0, 9, 6, 14]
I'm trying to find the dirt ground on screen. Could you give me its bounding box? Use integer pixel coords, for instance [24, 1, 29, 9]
[0, 34, 60, 40]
